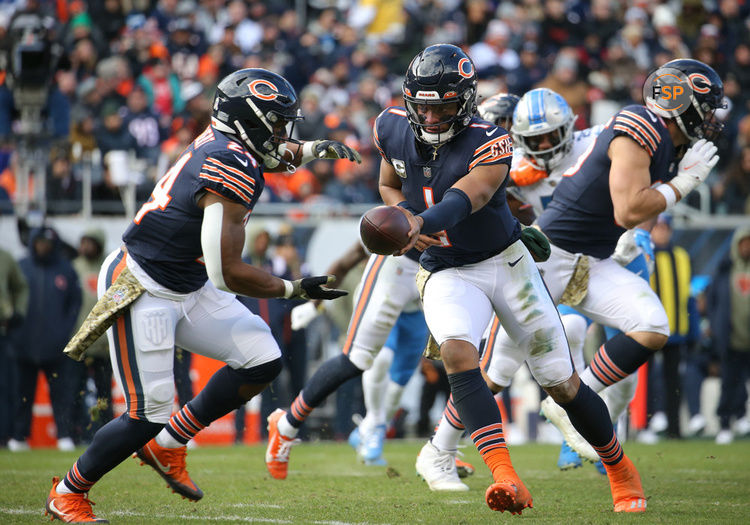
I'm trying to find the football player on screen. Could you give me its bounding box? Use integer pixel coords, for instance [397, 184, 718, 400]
[420, 89, 653, 482]
[45, 68, 358, 523]
[381, 44, 643, 514]
[495, 59, 724, 487]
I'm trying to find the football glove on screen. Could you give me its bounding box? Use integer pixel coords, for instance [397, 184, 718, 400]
[288, 275, 348, 301]
[312, 140, 362, 163]
[670, 139, 719, 199]
[291, 302, 323, 330]
[521, 226, 551, 262]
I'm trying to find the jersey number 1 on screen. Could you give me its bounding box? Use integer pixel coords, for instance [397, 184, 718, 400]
[422, 187, 452, 247]
[134, 151, 193, 224]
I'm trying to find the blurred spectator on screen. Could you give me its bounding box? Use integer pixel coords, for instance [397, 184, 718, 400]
[71, 229, 111, 441]
[709, 226, 750, 444]
[0, 247, 28, 448]
[537, 50, 590, 128]
[137, 54, 184, 120]
[648, 214, 694, 439]
[468, 20, 520, 79]
[8, 226, 82, 451]
[46, 146, 81, 215]
[123, 86, 166, 168]
[713, 145, 750, 215]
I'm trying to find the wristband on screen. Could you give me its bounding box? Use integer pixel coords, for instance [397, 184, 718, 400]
[655, 183, 677, 209]
[282, 279, 295, 298]
[300, 141, 317, 165]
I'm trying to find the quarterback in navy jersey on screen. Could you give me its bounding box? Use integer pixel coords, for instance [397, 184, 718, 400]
[377, 44, 646, 515]
[46, 68, 359, 523]
[532, 59, 725, 473]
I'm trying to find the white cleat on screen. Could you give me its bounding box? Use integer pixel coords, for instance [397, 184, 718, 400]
[540, 397, 599, 463]
[415, 441, 469, 492]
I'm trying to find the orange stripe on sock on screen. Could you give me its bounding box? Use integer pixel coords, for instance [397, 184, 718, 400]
[342, 255, 385, 355]
[470, 423, 503, 441]
[598, 347, 628, 379]
[181, 406, 205, 430]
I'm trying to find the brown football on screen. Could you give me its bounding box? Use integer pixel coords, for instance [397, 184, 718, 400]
[360, 205, 412, 255]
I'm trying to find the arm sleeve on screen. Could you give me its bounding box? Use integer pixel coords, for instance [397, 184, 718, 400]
[417, 188, 472, 234]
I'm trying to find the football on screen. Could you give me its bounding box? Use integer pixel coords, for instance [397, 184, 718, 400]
[360, 205, 412, 255]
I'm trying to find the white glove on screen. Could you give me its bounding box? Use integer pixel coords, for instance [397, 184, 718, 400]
[670, 139, 719, 199]
[291, 302, 321, 331]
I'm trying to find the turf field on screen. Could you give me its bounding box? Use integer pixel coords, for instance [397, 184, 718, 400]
[2, 439, 749, 524]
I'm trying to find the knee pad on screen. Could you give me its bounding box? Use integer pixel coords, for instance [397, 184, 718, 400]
[561, 313, 588, 373]
[144, 378, 176, 424]
[235, 357, 283, 384]
[347, 346, 376, 371]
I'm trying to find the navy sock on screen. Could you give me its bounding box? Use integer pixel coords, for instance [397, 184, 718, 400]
[447, 368, 506, 456]
[589, 333, 655, 387]
[65, 414, 161, 492]
[560, 383, 623, 465]
[287, 353, 362, 428]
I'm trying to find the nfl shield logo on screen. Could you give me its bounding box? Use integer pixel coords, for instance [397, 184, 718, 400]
[423, 166, 432, 178]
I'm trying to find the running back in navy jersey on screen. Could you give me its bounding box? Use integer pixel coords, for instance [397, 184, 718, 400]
[374, 107, 520, 272]
[123, 126, 265, 292]
[537, 105, 678, 259]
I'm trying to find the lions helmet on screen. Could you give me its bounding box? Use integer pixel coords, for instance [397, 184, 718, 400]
[644, 58, 725, 142]
[402, 44, 477, 145]
[212, 68, 302, 169]
[512, 88, 576, 171]
[478, 93, 520, 130]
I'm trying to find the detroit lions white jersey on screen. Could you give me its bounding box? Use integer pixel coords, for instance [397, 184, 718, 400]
[508, 124, 605, 216]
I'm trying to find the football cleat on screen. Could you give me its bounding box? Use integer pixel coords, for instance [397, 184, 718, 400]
[265, 409, 300, 480]
[415, 441, 469, 492]
[540, 397, 598, 462]
[45, 476, 108, 523]
[557, 440, 582, 470]
[485, 478, 533, 515]
[348, 427, 360, 451]
[135, 439, 203, 501]
[455, 450, 475, 478]
[606, 455, 647, 513]
[359, 424, 386, 465]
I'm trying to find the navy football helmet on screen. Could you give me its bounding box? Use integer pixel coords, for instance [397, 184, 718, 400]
[212, 68, 302, 169]
[478, 93, 520, 131]
[402, 44, 478, 145]
[646, 59, 725, 142]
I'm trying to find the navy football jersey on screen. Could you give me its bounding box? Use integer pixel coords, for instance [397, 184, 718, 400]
[537, 105, 678, 258]
[374, 107, 520, 272]
[123, 126, 265, 292]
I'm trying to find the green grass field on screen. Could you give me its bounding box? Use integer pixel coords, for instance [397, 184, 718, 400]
[2, 439, 749, 524]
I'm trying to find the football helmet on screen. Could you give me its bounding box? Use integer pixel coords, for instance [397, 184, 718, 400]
[645, 58, 725, 142]
[212, 68, 302, 169]
[402, 44, 477, 145]
[478, 93, 520, 130]
[512, 88, 576, 171]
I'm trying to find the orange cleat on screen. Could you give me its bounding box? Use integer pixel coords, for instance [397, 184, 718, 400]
[485, 477, 533, 515]
[606, 455, 647, 513]
[134, 439, 203, 501]
[45, 476, 108, 523]
[455, 457, 475, 478]
[265, 409, 300, 480]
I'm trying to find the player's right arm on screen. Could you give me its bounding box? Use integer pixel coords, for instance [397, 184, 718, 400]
[198, 191, 346, 300]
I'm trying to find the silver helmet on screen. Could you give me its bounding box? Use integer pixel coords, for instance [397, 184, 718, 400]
[512, 88, 576, 170]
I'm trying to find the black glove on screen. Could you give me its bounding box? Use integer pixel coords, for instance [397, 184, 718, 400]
[521, 227, 551, 262]
[289, 275, 348, 301]
[312, 140, 362, 163]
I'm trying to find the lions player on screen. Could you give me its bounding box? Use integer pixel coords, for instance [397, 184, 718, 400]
[45, 68, 357, 523]
[381, 44, 643, 514]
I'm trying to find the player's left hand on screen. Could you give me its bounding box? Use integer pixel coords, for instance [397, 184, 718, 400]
[312, 140, 362, 163]
[289, 275, 348, 301]
[521, 226, 551, 262]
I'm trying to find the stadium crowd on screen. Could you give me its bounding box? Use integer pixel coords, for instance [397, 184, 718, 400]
[0, 0, 748, 213]
[0, 0, 748, 455]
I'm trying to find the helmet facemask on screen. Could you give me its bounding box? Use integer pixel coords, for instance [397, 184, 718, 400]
[404, 94, 473, 146]
[515, 120, 576, 170]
